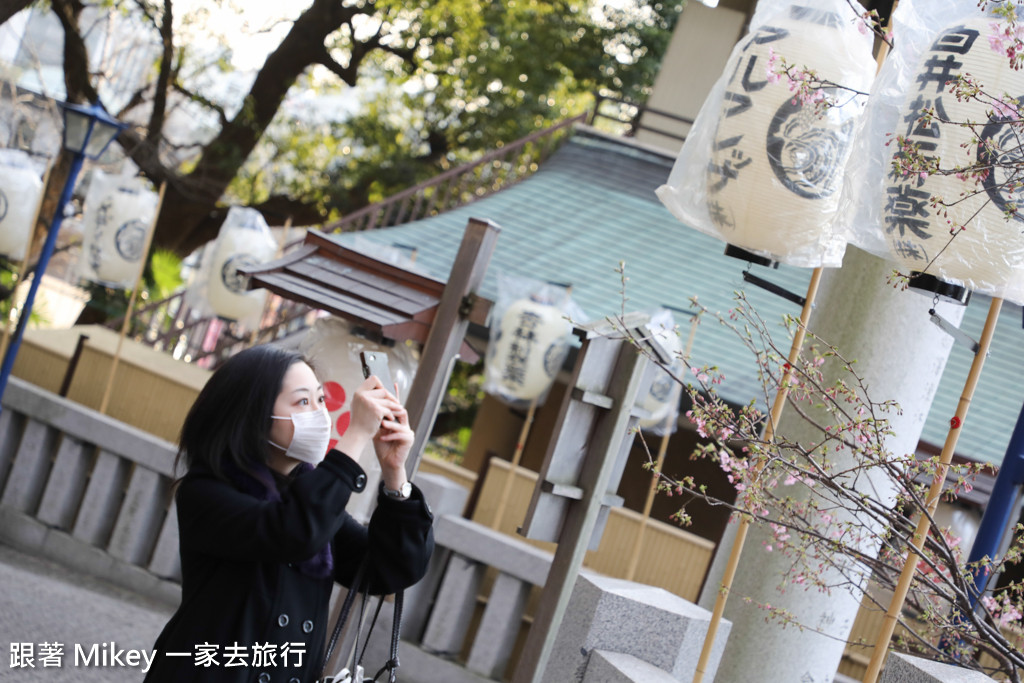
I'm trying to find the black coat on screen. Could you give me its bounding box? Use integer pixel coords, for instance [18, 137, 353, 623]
[144, 449, 434, 683]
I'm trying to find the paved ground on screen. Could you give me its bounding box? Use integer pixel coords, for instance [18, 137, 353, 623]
[0, 544, 174, 682]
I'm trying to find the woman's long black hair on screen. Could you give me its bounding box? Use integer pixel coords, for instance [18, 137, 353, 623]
[176, 345, 306, 481]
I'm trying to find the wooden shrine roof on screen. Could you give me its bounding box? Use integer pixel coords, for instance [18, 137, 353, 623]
[239, 229, 491, 355]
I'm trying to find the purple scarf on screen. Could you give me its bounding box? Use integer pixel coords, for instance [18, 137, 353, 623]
[223, 460, 335, 579]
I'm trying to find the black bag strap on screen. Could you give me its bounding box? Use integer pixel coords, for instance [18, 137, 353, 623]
[320, 559, 369, 679]
[370, 590, 403, 683]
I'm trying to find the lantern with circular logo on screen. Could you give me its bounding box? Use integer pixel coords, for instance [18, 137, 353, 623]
[484, 296, 573, 404]
[879, 16, 1024, 302]
[202, 207, 277, 322]
[0, 150, 44, 261]
[656, 0, 875, 267]
[636, 311, 685, 433]
[79, 171, 158, 288]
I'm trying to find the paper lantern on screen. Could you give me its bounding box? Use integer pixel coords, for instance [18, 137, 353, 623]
[707, 6, 874, 263]
[204, 207, 276, 322]
[882, 18, 1024, 300]
[637, 316, 685, 430]
[0, 150, 43, 261]
[80, 171, 158, 288]
[299, 317, 418, 453]
[656, 2, 875, 268]
[485, 297, 572, 403]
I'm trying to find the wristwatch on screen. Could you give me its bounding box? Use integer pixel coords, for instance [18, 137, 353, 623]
[382, 481, 412, 500]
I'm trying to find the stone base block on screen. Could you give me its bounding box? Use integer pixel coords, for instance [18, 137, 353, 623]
[880, 653, 995, 683]
[583, 650, 680, 682]
[543, 572, 731, 682]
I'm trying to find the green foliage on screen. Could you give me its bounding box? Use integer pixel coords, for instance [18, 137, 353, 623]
[229, 0, 683, 217]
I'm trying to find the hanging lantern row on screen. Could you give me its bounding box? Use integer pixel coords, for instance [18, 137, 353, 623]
[80, 170, 159, 289]
[200, 206, 277, 323]
[656, 0, 876, 269]
[0, 150, 44, 262]
[636, 309, 685, 432]
[485, 295, 573, 404]
[833, 2, 1024, 304]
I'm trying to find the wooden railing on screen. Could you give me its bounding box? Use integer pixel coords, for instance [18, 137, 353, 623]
[105, 288, 316, 370]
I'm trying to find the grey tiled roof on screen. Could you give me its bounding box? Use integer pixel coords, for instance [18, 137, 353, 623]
[334, 128, 1024, 468]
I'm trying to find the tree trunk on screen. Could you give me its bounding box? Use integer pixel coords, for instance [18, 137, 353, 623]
[0, 0, 32, 27]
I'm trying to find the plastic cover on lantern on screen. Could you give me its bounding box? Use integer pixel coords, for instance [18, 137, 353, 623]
[298, 316, 418, 457]
[79, 170, 159, 289]
[483, 274, 584, 407]
[833, 0, 1024, 303]
[655, 0, 876, 268]
[0, 149, 44, 261]
[635, 309, 685, 436]
[194, 207, 277, 324]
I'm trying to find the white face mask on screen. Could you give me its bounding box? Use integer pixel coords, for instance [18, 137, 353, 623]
[269, 408, 332, 465]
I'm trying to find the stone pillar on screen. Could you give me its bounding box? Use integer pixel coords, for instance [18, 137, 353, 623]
[702, 247, 966, 683]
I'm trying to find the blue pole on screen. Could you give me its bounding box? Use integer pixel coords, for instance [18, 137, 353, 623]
[0, 151, 85, 416]
[964, 402, 1024, 607]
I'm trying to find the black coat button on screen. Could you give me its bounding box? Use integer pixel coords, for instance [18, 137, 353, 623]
[277, 613, 289, 627]
[354, 473, 367, 490]
[258, 674, 271, 683]
[302, 619, 314, 633]
[288, 678, 301, 683]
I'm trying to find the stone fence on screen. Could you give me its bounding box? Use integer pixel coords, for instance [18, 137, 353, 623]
[0, 377, 728, 681]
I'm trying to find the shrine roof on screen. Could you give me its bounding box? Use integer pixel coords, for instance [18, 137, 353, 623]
[327, 126, 1024, 470]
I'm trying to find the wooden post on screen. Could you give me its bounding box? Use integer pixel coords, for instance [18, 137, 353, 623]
[692, 265, 823, 683]
[862, 297, 1003, 683]
[511, 328, 650, 683]
[404, 218, 500, 479]
[98, 182, 167, 415]
[0, 160, 53, 362]
[491, 398, 538, 532]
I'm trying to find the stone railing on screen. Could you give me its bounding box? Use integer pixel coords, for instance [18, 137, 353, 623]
[1, 378, 725, 682]
[0, 377, 181, 605]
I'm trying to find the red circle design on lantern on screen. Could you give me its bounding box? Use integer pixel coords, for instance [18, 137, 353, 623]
[323, 381, 346, 412]
[336, 411, 351, 436]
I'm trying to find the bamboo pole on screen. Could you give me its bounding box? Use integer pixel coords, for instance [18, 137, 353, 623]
[491, 398, 538, 532]
[692, 265, 823, 683]
[98, 181, 167, 415]
[626, 314, 700, 581]
[862, 297, 1003, 683]
[1, 160, 54, 362]
[692, 17, 897, 679]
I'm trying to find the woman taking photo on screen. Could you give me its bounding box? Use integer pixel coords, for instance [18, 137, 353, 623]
[144, 344, 434, 683]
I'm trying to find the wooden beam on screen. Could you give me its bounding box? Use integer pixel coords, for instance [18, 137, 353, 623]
[405, 218, 500, 479]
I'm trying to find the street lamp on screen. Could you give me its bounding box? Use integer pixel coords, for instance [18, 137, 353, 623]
[0, 100, 128, 414]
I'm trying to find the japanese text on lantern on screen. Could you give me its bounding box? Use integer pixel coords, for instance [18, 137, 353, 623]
[884, 25, 979, 263]
[502, 311, 542, 389]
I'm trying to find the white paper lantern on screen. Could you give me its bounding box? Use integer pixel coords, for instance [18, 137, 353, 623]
[637, 316, 685, 429]
[299, 317, 418, 453]
[485, 297, 572, 403]
[80, 171, 158, 288]
[0, 150, 43, 261]
[205, 207, 276, 322]
[882, 18, 1024, 299]
[704, 5, 874, 264]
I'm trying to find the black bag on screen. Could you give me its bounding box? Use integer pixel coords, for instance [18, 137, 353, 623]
[320, 561, 404, 683]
